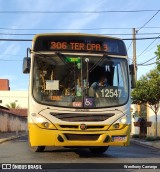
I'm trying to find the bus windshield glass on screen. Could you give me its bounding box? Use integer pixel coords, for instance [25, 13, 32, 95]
[32, 53, 129, 108]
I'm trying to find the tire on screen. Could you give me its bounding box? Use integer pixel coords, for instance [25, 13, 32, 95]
[28, 139, 45, 152]
[89, 146, 109, 154]
[28, 132, 45, 152]
[30, 146, 45, 152]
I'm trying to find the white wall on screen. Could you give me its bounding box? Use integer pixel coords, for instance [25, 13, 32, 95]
[131, 104, 139, 135]
[0, 91, 28, 108]
[147, 106, 160, 136]
[131, 103, 160, 137]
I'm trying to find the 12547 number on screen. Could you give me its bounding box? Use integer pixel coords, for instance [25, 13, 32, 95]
[100, 89, 122, 98]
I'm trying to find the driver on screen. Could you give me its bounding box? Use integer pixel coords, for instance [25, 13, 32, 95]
[91, 75, 109, 89]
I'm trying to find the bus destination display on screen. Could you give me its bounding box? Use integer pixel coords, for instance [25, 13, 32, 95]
[34, 35, 127, 55]
[50, 41, 109, 52]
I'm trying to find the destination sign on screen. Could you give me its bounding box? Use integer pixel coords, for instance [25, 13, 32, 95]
[49, 41, 109, 52]
[33, 35, 127, 55]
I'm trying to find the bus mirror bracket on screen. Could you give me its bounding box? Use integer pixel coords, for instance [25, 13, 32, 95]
[23, 48, 31, 74]
[129, 64, 136, 88]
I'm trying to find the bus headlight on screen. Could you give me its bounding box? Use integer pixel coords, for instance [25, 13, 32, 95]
[31, 113, 56, 129]
[120, 117, 127, 124]
[113, 123, 120, 129]
[108, 116, 128, 130]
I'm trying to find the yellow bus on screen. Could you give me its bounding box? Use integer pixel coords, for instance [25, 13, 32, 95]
[23, 33, 135, 154]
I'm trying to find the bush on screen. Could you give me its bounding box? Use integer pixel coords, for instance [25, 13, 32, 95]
[132, 134, 139, 138]
[145, 136, 160, 141]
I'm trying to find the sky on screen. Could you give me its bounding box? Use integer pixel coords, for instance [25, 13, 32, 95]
[0, 0, 160, 90]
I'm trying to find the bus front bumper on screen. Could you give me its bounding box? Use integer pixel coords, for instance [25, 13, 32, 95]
[28, 123, 131, 147]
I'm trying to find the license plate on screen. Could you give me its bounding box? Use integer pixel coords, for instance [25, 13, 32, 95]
[112, 136, 126, 142]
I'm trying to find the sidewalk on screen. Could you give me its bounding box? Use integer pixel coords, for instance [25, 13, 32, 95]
[130, 138, 160, 149]
[0, 131, 27, 144]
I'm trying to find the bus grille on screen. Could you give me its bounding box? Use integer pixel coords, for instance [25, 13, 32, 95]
[64, 134, 100, 141]
[50, 113, 115, 122]
[59, 125, 105, 130]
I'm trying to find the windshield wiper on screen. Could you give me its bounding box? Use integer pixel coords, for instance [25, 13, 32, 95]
[89, 54, 107, 72]
[56, 52, 74, 72]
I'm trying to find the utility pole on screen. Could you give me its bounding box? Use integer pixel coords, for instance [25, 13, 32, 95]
[132, 28, 137, 80]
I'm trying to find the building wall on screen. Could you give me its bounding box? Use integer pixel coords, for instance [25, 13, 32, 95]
[0, 91, 28, 108]
[131, 104, 139, 135]
[0, 109, 27, 132]
[0, 79, 10, 90]
[131, 104, 160, 137]
[147, 106, 160, 137]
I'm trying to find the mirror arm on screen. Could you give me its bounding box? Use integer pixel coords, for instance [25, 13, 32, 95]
[23, 48, 31, 74]
[27, 48, 31, 59]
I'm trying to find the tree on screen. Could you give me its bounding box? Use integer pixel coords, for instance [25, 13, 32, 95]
[131, 68, 160, 137]
[6, 102, 20, 109]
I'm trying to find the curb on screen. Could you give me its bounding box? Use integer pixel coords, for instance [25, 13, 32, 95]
[131, 139, 160, 150]
[0, 134, 27, 144]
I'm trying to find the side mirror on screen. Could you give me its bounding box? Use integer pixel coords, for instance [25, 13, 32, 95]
[129, 64, 136, 88]
[23, 57, 30, 73]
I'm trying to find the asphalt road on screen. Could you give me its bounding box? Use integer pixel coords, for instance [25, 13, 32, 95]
[0, 135, 160, 171]
[0, 136, 160, 172]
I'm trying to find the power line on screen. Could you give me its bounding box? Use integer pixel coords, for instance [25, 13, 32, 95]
[0, 27, 160, 31]
[0, 53, 23, 56]
[145, 39, 160, 52]
[135, 10, 160, 62]
[0, 33, 35, 36]
[0, 36, 160, 42]
[0, 10, 159, 14]
[137, 57, 160, 66]
[137, 34, 160, 57]
[127, 41, 132, 51]
[0, 58, 22, 61]
[0, 39, 31, 41]
[1, 32, 160, 36]
[137, 10, 160, 32]
[138, 61, 158, 66]
[0, 55, 158, 63]
[0, 27, 134, 31]
[0, 96, 28, 98]
[137, 55, 157, 65]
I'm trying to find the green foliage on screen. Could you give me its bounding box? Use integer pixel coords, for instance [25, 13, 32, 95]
[131, 68, 160, 105]
[5, 102, 20, 109]
[131, 68, 160, 137]
[145, 136, 160, 141]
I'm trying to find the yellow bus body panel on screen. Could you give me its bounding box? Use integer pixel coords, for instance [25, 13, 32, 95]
[28, 123, 131, 147]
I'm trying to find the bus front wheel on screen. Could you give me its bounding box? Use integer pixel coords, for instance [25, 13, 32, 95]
[28, 137, 45, 152]
[29, 145, 45, 152]
[29, 140, 45, 152]
[89, 146, 109, 154]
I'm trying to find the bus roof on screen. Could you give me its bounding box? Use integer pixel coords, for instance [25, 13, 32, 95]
[33, 33, 123, 42]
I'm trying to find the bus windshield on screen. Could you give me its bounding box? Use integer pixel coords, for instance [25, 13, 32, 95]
[32, 53, 129, 108]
